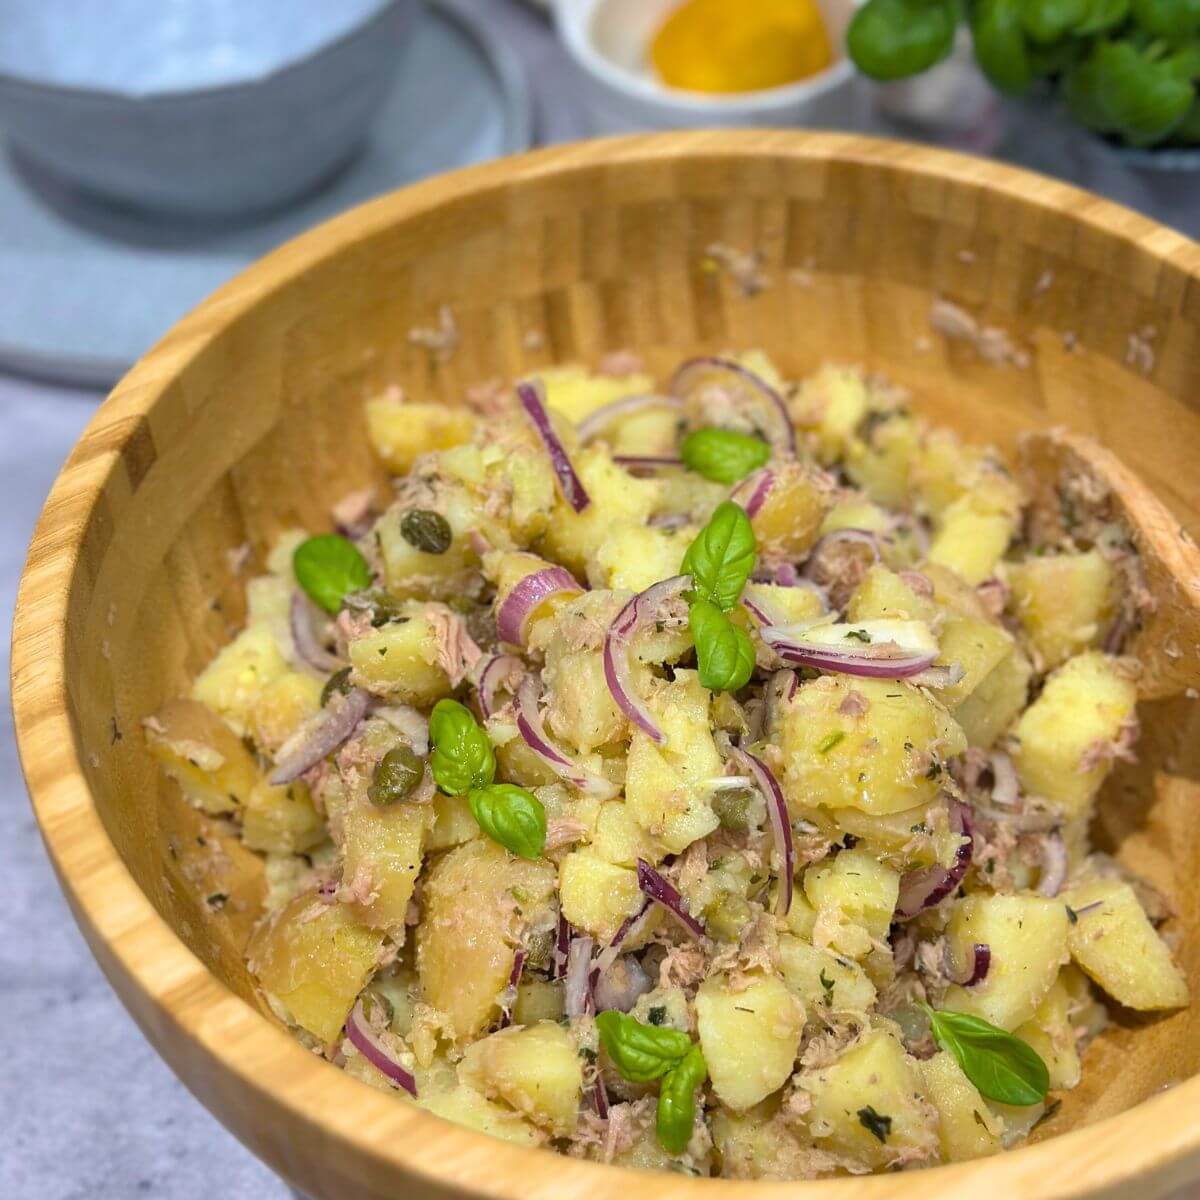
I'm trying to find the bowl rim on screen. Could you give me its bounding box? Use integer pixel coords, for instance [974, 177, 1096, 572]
[552, 0, 855, 113]
[0, 0, 409, 105]
[13, 130, 1200, 1200]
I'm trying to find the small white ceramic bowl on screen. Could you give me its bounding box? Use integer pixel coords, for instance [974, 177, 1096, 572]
[0, 0, 420, 218]
[553, 0, 856, 133]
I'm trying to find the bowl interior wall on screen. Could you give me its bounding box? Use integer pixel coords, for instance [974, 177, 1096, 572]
[63, 143, 1200, 1145]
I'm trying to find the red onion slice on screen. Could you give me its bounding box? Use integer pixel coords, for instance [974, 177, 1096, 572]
[593, 954, 653, 1014]
[732, 468, 775, 518]
[345, 999, 417, 1096]
[496, 567, 581, 647]
[269, 688, 369, 785]
[963, 943, 991, 987]
[592, 899, 654, 979]
[475, 654, 527, 720]
[602, 576, 691, 746]
[671, 356, 796, 456]
[564, 935, 595, 1018]
[577, 393, 683, 443]
[989, 750, 1019, 808]
[590, 1078, 610, 1120]
[728, 748, 794, 916]
[517, 379, 590, 513]
[760, 622, 938, 679]
[896, 801, 974, 919]
[290, 592, 343, 674]
[1036, 832, 1068, 898]
[498, 949, 527, 1029]
[514, 675, 618, 798]
[636, 859, 705, 939]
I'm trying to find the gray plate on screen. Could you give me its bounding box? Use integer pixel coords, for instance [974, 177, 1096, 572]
[0, 0, 532, 389]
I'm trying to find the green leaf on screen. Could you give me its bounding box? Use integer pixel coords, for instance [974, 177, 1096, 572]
[680, 428, 770, 485]
[1020, 0, 1088, 43]
[429, 699, 496, 796]
[656, 1045, 708, 1155]
[690, 598, 755, 693]
[1075, 0, 1130, 35]
[847, 0, 961, 81]
[924, 1006, 1050, 1106]
[680, 501, 757, 612]
[1085, 41, 1196, 147]
[595, 1011, 693, 1083]
[971, 0, 1034, 93]
[293, 534, 371, 614]
[468, 783, 546, 859]
[1132, 0, 1200, 38]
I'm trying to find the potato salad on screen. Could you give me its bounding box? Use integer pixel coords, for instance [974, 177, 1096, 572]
[147, 352, 1189, 1178]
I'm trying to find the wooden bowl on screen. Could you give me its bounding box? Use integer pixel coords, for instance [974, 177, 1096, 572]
[13, 131, 1200, 1200]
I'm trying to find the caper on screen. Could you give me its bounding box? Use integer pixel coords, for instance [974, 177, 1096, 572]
[400, 509, 452, 555]
[368, 745, 425, 806]
[711, 788, 754, 833]
[704, 893, 753, 942]
[321, 666, 352, 706]
[523, 928, 554, 969]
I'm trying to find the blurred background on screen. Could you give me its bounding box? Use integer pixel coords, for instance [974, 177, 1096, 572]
[0, 1, 1196, 1197]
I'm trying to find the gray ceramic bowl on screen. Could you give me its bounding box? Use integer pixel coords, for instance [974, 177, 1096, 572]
[0, 0, 420, 218]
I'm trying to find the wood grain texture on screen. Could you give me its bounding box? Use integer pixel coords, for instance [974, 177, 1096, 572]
[11, 131, 1200, 1200]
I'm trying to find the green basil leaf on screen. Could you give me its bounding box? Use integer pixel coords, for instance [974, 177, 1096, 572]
[847, 0, 960, 81]
[680, 428, 770, 485]
[468, 783, 546, 859]
[680, 501, 757, 612]
[1132, 0, 1200, 38]
[595, 1011, 693, 1083]
[689, 597, 756, 693]
[293, 534, 372, 614]
[429, 698, 496, 796]
[656, 1045, 708, 1155]
[971, 0, 1034, 94]
[1020, 0, 1088, 44]
[1075, 0, 1130, 35]
[925, 1006, 1049, 1106]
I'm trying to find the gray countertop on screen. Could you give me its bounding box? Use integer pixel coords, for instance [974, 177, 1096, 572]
[1, 3, 1197, 1199]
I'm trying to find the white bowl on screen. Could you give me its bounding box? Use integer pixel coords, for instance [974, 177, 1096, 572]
[553, 0, 856, 133]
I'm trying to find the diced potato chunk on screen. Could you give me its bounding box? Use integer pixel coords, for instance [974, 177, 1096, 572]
[250, 672, 323, 753]
[544, 647, 626, 755]
[953, 644, 1032, 748]
[845, 414, 920, 507]
[927, 474, 1022, 585]
[537, 448, 660, 576]
[747, 461, 832, 560]
[1014, 974, 1081, 1089]
[426, 793, 479, 852]
[592, 800, 658, 868]
[341, 792, 433, 932]
[797, 1029, 936, 1170]
[513, 979, 564, 1026]
[242, 779, 326, 854]
[1009, 551, 1117, 670]
[804, 849, 900, 960]
[696, 973, 805, 1110]
[931, 614, 1015, 710]
[459, 1020, 583, 1135]
[1012, 652, 1137, 818]
[348, 613, 454, 707]
[625, 670, 722, 853]
[918, 1051, 1002, 1161]
[796, 364, 870, 463]
[417, 841, 556, 1040]
[778, 934, 877, 1014]
[942, 894, 1070, 1030]
[558, 848, 643, 941]
[1061, 878, 1188, 1010]
[365, 395, 474, 474]
[777, 676, 966, 817]
[248, 890, 384, 1044]
[539, 363, 654, 424]
[909, 429, 993, 518]
[743, 582, 824, 628]
[847, 565, 937, 624]
[191, 624, 289, 735]
[144, 697, 258, 814]
[591, 523, 694, 593]
[418, 1072, 542, 1147]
